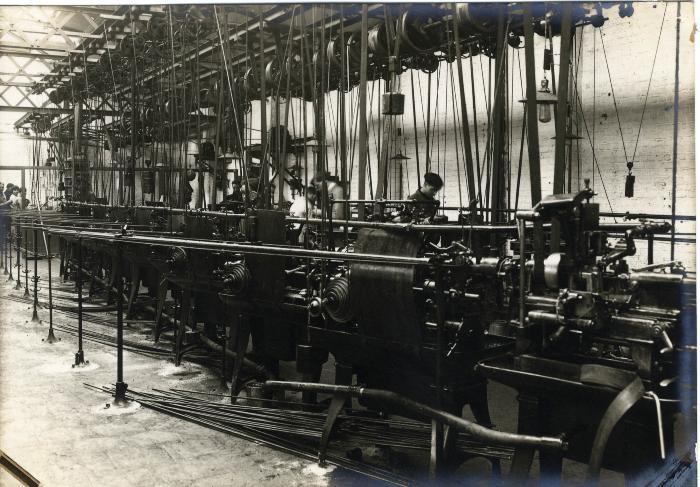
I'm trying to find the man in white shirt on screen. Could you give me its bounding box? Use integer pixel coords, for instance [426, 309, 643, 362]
[289, 185, 320, 244]
[312, 172, 346, 219]
[289, 185, 320, 219]
[9, 187, 21, 209]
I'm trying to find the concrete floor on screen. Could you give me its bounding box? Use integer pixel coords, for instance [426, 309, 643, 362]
[0, 259, 694, 486]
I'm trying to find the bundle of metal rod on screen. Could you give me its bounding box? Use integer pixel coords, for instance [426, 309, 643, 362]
[87, 385, 518, 483]
[87, 384, 412, 486]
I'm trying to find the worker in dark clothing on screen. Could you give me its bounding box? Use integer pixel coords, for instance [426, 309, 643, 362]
[219, 178, 244, 212]
[395, 172, 443, 223]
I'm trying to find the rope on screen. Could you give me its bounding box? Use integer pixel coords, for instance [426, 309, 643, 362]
[630, 3, 668, 164]
[598, 28, 629, 163]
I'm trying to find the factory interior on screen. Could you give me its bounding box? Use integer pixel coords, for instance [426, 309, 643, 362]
[0, 3, 696, 486]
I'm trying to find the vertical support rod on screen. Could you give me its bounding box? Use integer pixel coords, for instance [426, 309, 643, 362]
[523, 6, 542, 206]
[23, 227, 29, 297]
[114, 242, 128, 403]
[259, 11, 269, 210]
[20, 170, 25, 208]
[130, 30, 137, 208]
[74, 102, 81, 200]
[1, 216, 5, 271]
[339, 5, 348, 198]
[491, 7, 507, 223]
[31, 227, 39, 322]
[452, 5, 477, 203]
[7, 228, 13, 281]
[357, 4, 369, 221]
[46, 234, 57, 343]
[73, 239, 85, 366]
[3, 223, 7, 274]
[670, 2, 681, 260]
[552, 3, 573, 194]
[15, 220, 21, 289]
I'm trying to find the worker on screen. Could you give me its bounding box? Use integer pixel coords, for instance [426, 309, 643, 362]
[4, 183, 14, 201]
[219, 178, 244, 212]
[312, 172, 346, 219]
[9, 187, 21, 209]
[289, 185, 320, 244]
[395, 172, 443, 223]
[289, 184, 320, 219]
[0, 183, 5, 203]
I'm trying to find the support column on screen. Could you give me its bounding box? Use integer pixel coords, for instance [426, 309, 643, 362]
[523, 6, 542, 206]
[357, 5, 369, 220]
[114, 242, 128, 403]
[73, 239, 86, 367]
[45, 234, 57, 343]
[31, 227, 40, 322]
[14, 220, 21, 290]
[552, 4, 573, 194]
[491, 7, 508, 223]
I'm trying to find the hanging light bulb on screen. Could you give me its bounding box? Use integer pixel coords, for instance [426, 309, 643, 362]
[537, 78, 554, 123]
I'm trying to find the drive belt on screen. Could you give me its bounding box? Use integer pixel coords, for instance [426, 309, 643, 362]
[581, 364, 646, 484]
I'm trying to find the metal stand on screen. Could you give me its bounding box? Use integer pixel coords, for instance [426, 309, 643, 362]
[31, 227, 40, 323]
[23, 227, 29, 297]
[14, 222, 21, 290]
[0, 223, 5, 271]
[3, 232, 8, 275]
[72, 239, 87, 367]
[45, 234, 58, 343]
[6, 235, 13, 281]
[114, 242, 128, 404]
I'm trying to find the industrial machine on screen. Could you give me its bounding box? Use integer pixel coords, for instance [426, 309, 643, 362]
[480, 187, 696, 481]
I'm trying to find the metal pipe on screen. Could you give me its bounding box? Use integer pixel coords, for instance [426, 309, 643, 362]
[73, 238, 86, 366]
[45, 234, 57, 343]
[357, 4, 369, 221]
[114, 242, 127, 403]
[670, 1, 681, 259]
[15, 220, 21, 290]
[523, 5, 542, 205]
[553, 4, 573, 194]
[41, 228, 432, 266]
[23, 227, 29, 297]
[31, 227, 39, 322]
[263, 381, 565, 451]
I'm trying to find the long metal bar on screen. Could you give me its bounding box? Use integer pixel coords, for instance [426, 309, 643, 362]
[523, 6, 542, 205]
[491, 8, 507, 222]
[73, 238, 85, 366]
[14, 220, 21, 290]
[259, 10, 270, 209]
[357, 4, 369, 221]
[129, 27, 137, 208]
[552, 4, 573, 194]
[45, 234, 57, 343]
[31, 227, 39, 322]
[23, 226, 29, 297]
[670, 2, 681, 259]
[114, 242, 127, 403]
[452, 5, 476, 202]
[42, 228, 431, 266]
